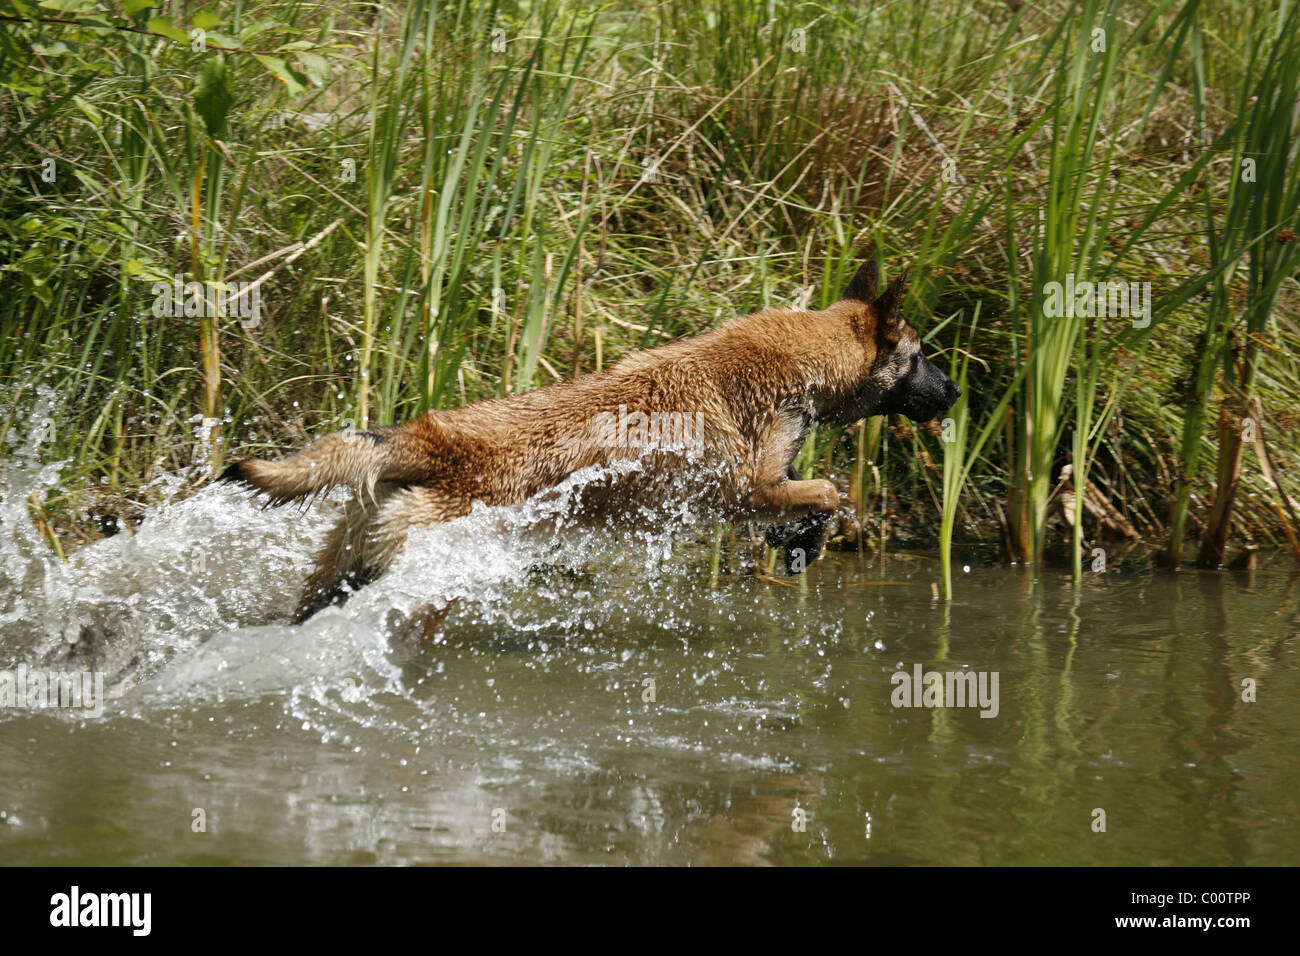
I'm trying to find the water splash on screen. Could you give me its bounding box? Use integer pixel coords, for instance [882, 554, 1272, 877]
[0, 407, 761, 727]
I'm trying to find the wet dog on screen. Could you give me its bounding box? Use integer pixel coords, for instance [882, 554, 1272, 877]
[222, 255, 960, 622]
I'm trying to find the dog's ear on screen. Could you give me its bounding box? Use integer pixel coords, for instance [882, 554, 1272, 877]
[842, 256, 879, 303]
[874, 269, 910, 343]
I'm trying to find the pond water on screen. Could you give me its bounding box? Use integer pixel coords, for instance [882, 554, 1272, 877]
[1, 427, 1297, 865]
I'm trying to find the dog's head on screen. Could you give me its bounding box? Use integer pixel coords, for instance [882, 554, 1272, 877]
[835, 257, 961, 423]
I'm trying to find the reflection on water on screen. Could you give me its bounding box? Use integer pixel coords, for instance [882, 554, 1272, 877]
[1, 418, 1297, 864]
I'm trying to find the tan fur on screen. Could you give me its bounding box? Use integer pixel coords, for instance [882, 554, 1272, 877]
[222, 256, 958, 622]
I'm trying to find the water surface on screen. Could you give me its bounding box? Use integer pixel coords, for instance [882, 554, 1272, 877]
[1, 433, 1296, 865]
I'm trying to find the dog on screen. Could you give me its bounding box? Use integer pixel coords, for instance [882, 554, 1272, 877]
[221, 255, 961, 623]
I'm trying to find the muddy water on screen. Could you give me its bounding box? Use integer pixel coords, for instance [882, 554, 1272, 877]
[1, 424, 1297, 865]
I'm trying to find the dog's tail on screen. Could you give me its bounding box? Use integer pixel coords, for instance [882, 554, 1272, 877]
[220, 425, 427, 504]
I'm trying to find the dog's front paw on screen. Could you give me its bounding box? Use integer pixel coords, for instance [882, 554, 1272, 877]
[765, 520, 796, 549]
[765, 510, 832, 574]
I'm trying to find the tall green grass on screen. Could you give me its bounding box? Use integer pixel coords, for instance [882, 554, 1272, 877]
[1, 0, 1297, 572]
[1175, 1, 1300, 567]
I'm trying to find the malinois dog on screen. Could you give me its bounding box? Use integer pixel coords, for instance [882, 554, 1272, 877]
[222, 255, 961, 623]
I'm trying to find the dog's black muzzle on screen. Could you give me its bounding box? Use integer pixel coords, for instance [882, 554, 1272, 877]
[878, 356, 962, 422]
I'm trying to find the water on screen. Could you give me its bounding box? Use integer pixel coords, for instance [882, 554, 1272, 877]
[1, 412, 1297, 865]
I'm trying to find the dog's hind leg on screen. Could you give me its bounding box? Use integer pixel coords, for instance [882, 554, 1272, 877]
[370, 487, 474, 644]
[409, 599, 459, 648]
[293, 492, 390, 623]
[294, 484, 471, 626]
[365, 484, 472, 572]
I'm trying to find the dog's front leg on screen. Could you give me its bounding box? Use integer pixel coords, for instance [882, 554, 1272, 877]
[749, 475, 839, 515]
[742, 413, 839, 572]
[752, 476, 838, 574]
[764, 467, 835, 573]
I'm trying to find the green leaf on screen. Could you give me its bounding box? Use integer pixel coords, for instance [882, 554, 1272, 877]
[146, 16, 189, 43]
[30, 40, 72, 56]
[27, 277, 53, 309]
[253, 54, 306, 95]
[294, 51, 329, 87]
[194, 58, 233, 140]
[203, 32, 239, 49]
[239, 20, 286, 42]
[122, 0, 156, 15]
[72, 94, 102, 124]
[38, 0, 97, 12]
[193, 10, 221, 31]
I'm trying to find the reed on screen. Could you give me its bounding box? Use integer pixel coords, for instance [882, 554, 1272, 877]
[1178, 2, 1300, 567]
